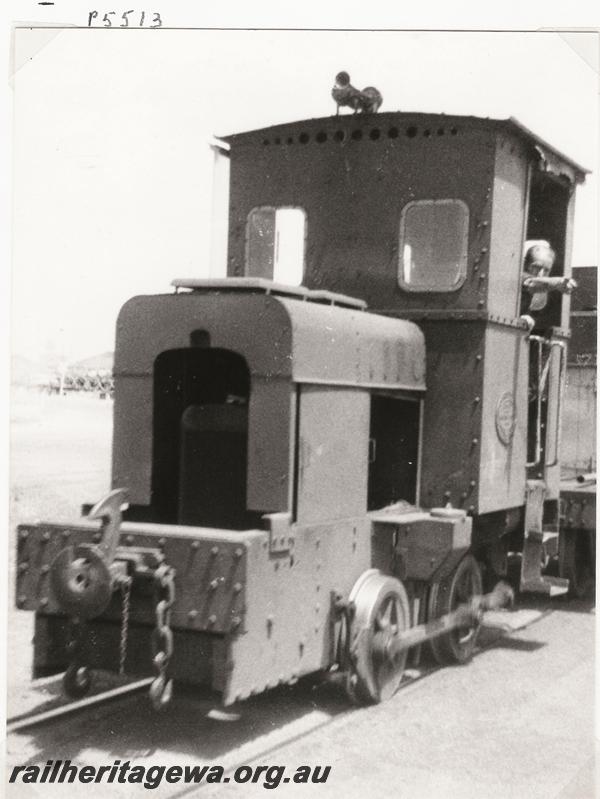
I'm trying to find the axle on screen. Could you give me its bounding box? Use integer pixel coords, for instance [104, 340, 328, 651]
[373, 582, 514, 661]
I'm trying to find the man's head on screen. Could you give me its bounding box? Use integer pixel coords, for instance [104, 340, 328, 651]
[524, 240, 556, 276]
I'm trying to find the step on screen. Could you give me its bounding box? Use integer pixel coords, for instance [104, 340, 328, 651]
[520, 576, 569, 596]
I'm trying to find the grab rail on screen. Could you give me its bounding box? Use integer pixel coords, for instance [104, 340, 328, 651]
[527, 335, 566, 469]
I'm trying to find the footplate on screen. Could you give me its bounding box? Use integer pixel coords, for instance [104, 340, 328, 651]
[520, 533, 569, 596]
[521, 480, 569, 596]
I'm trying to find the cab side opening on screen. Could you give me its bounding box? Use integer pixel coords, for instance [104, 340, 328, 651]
[368, 395, 420, 510]
[525, 172, 571, 331]
[525, 171, 570, 475]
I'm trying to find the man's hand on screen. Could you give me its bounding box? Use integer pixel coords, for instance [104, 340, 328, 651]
[558, 277, 578, 294]
[519, 314, 535, 331]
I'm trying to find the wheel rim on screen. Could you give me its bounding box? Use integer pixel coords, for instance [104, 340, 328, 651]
[348, 571, 410, 704]
[428, 554, 482, 665]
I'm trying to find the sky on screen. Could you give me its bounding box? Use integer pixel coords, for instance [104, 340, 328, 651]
[10, 28, 599, 364]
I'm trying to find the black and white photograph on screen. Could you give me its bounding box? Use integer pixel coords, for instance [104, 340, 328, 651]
[5, 12, 599, 798]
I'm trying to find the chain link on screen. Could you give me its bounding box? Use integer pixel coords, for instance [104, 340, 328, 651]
[150, 564, 176, 708]
[119, 576, 132, 676]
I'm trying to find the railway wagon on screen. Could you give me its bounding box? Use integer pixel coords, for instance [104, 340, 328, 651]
[15, 108, 589, 708]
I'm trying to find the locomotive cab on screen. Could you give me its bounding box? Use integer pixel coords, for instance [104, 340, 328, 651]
[221, 112, 588, 592]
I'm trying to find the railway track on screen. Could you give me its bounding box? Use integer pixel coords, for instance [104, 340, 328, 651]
[7, 678, 154, 734]
[7, 605, 549, 738]
[9, 601, 589, 799]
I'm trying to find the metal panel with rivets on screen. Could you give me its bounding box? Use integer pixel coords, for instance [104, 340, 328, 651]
[223, 517, 371, 705]
[222, 113, 586, 319]
[224, 113, 496, 315]
[16, 521, 254, 635]
[416, 319, 486, 512]
[479, 324, 529, 513]
[403, 316, 530, 515]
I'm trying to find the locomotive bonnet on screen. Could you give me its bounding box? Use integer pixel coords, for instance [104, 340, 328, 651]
[16, 108, 590, 708]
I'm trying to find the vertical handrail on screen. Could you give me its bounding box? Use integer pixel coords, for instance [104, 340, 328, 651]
[527, 336, 551, 468]
[545, 340, 566, 468]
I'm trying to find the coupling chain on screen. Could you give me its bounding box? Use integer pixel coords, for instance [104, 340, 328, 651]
[150, 563, 176, 709]
[118, 575, 132, 676]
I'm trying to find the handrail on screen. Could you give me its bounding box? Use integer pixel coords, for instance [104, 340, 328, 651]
[526, 335, 566, 469]
[545, 339, 566, 468]
[527, 336, 549, 468]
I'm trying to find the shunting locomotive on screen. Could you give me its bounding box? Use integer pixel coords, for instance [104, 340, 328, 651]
[15, 93, 592, 708]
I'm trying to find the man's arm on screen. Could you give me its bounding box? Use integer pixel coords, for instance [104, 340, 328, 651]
[523, 276, 577, 294]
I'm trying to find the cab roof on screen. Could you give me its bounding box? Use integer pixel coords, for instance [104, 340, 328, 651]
[220, 112, 588, 184]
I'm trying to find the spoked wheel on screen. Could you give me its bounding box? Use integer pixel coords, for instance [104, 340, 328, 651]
[346, 570, 411, 705]
[428, 554, 483, 665]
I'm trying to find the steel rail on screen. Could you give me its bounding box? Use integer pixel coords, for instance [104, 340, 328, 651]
[7, 677, 153, 734]
[7, 602, 547, 740]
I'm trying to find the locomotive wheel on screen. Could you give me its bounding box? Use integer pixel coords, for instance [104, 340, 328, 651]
[427, 554, 483, 666]
[347, 570, 410, 705]
[63, 664, 92, 699]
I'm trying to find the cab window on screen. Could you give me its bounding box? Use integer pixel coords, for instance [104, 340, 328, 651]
[399, 199, 469, 292]
[246, 206, 306, 286]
